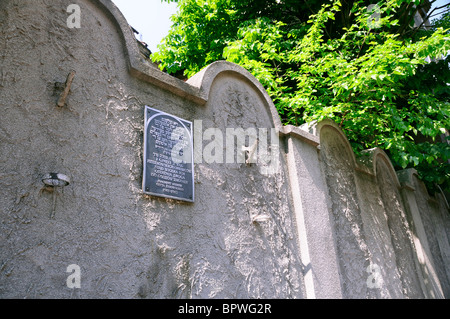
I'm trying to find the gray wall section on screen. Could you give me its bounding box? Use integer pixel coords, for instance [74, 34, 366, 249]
[0, 0, 448, 299]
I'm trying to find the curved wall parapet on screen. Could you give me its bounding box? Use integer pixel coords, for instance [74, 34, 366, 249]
[0, 0, 448, 299]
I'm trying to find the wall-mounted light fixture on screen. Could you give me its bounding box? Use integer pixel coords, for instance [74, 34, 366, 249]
[41, 173, 70, 219]
[42, 173, 70, 187]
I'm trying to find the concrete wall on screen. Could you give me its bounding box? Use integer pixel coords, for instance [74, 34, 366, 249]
[0, 0, 448, 299]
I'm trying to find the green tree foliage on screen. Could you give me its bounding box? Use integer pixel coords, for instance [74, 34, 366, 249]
[154, 0, 450, 193]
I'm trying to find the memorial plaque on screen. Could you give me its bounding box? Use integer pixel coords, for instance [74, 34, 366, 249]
[143, 106, 194, 202]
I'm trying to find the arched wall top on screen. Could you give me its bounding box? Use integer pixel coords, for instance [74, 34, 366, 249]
[305, 120, 403, 190]
[186, 61, 284, 130]
[84, 0, 441, 203]
[90, 0, 284, 132]
[304, 119, 358, 169]
[358, 148, 402, 189]
[92, 0, 205, 104]
[398, 169, 450, 209]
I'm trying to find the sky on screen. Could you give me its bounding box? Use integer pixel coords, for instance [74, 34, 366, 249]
[112, 0, 449, 53]
[112, 0, 178, 53]
[430, 0, 449, 21]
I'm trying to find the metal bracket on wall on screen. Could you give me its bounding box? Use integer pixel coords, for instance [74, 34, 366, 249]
[57, 70, 76, 107]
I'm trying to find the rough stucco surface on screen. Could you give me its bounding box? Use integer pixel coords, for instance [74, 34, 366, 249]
[354, 166, 404, 299]
[375, 158, 424, 298]
[1, 0, 449, 299]
[0, 0, 304, 299]
[318, 126, 373, 298]
[286, 135, 342, 299]
[0, 0, 156, 298]
[411, 176, 450, 298]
